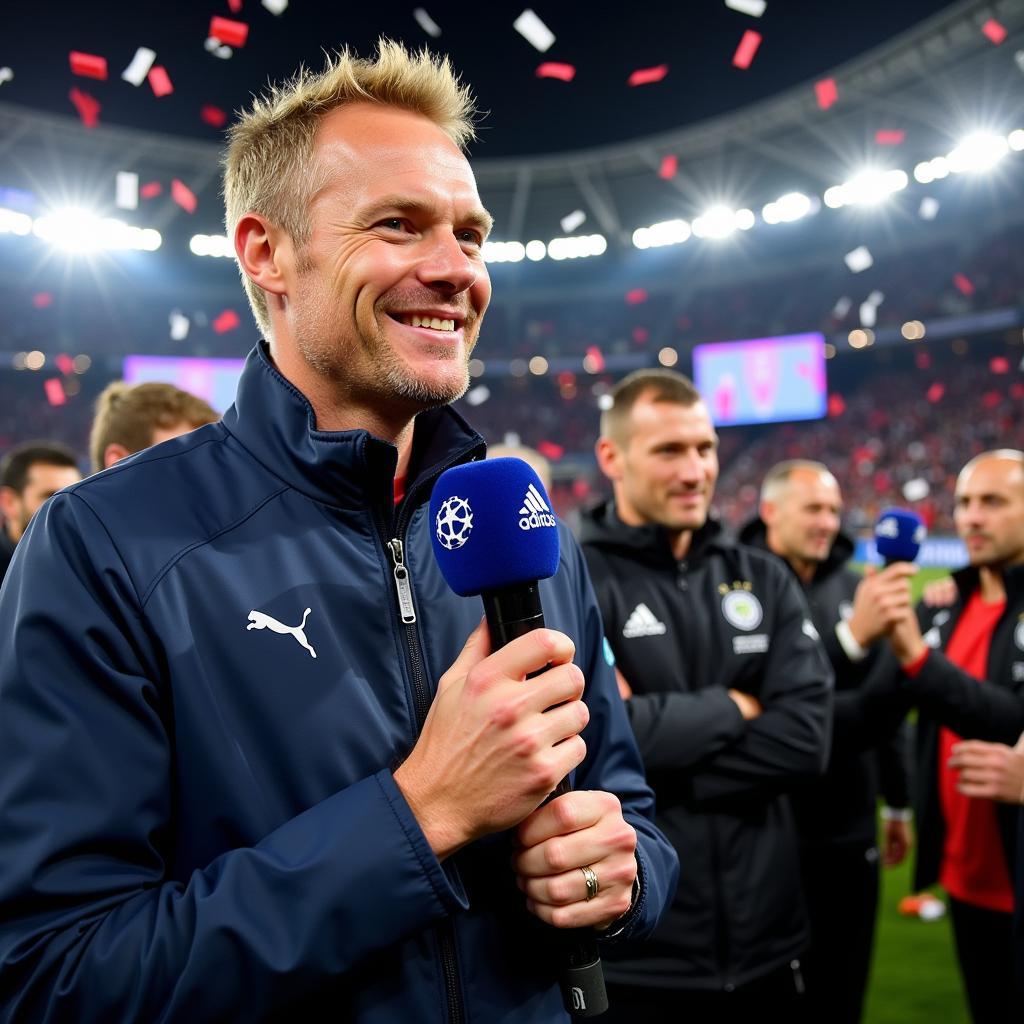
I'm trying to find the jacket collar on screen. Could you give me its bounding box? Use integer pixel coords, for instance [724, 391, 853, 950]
[221, 342, 485, 511]
[952, 560, 1024, 603]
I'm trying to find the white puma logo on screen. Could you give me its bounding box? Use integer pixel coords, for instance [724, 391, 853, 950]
[246, 607, 317, 659]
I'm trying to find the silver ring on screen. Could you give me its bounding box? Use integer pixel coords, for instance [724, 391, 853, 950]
[580, 865, 599, 901]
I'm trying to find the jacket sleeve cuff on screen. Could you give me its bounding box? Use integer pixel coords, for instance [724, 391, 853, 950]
[835, 619, 869, 663]
[900, 649, 930, 679]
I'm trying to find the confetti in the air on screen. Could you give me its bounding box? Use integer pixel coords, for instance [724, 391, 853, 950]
[536, 62, 576, 82]
[213, 309, 241, 333]
[903, 478, 930, 502]
[725, 0, 766, 16]
[981, 19, 1007, 45]
[926, 382, 945, 403]
[827, 394, 846, 417]
[121, 47, 156, 86]
[844, 246, 873, 273]
[658, 155, 678, 179]
[815, 78, 838, 110]
[625, 289, 648, 306]
[465, 385, 490, 406]
[148, 66, 173, 98]
[44, 379, 66, 407]
[116, 171, 139, 210]
[169, 311, 191, 341]
[32, 292, 54, 309]
[832, 296, 852, 318]
[201, 105, 228, 127]
[204, 37, 233, 59]
[628, 64, 669, 87]
[952, 273, 974, 296]
[918, 196, 939, 220]
[859, 301, 878, 328]
[0, 68, 13, 86]
[262, 0, 289, 13]
[209, 17, 250, 49]
[732, 30, 762, 69]
[140, 181, 162, 199]
[69, 88, 101, 128]
[69, 52, 108, 80]
[990, 356, 1010, 374]
[537, 441, 564, 461]
[560, 209, 586, 233]
[55, 354, 75, 376]
[413, 8, 442, 37]
[584, 346, 605, 372]
[1015, 50, 1024, 73]
[875, 129, 905, 145]
[513, 9, 555, 53]
[171, 179, 197, 214]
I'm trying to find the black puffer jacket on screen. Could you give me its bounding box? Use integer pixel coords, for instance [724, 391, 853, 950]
[580, 504, 833, 992]
[739, 518, 911, 847]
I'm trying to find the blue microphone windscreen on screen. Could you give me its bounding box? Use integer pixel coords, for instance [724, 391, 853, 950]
[429, 458, 561, 596]
[874, 507, 926, 563]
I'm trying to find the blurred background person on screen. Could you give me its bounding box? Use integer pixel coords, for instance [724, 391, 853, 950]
[89, 381, 219, 473]
[485, 442, 552, 491]
[0, 441, 80, 586]
[740, 459, 913, 1024]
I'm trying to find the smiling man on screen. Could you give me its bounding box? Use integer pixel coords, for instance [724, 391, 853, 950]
[580, 369, 832, 1023]
[0, 43, 676, 1023]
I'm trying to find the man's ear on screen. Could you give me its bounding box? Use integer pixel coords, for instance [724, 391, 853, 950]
[0, 486, 19, 522]
[103, 443, 132, 469]
[595, 435, 624, 482]
[234, 213, 291, 299]
[760, 499, 776, 527]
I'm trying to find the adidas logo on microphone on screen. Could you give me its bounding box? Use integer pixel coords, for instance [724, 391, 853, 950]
[518, 483, 556, 530]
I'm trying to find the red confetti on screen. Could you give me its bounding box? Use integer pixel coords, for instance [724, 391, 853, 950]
[815, 78, 838, 110]
[584, 345, 605, 372]
[1011, 382, 1024, 400]
[628, 64, 669, 87]
[982, 390, 1002, 409]
[572, 479, 590, 499]
[212, 309, 241, 333]
[227, 0, 242, 10]
[32, 292, 53, 309]
[536, 62, 576, 82]
[982, 19, 1007, 45]
[209, 16, 249, 48]
[69, 87, 100, 128]
[827, 394, 846, 418]
[658, 155, 678, 180]
[915, 351, 931, 370]
[990, 356, 1010, 374]
[536, 441, 564, 461]
[69, 51, 107, 80]
[140, 181, 162, 199]
[952, 273, 974, 296]
[926, 382, 945, 403]
[632, 326, 649, 343]
[201, 105, 228, 127]
[44, 378, 66, 406]
[875, 129, 905, 145]
[148, 66, 173, 98]
[625, 288, 648, 305]
[171, 179, 197, 214]
[732, 30, 762, 70]
[55, 354, 75, 376]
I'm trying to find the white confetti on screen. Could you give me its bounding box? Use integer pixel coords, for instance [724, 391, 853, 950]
[261, 0, 289, 12]
[169, 311, 191, 341]
[832, 296, 852, 318]
[559, 209, 586, 233]
[121, 47, 156, 87]
[866, 290, 884, 307]
[725, 0, 766, 16]
[115, 171, 139, 211]
[413, 7, 442, 38]
[204, 37, 233, 60]
[903, 478, 930, 502]
[0, 67, 13, 86]
[918, 196, 939, 220]
[859, 301, 877, 328]
[844, 245, 873, 273]
[513, 9, 555, 52]
[465, 385, 490, 406]
[1015, 50, 1024, 74]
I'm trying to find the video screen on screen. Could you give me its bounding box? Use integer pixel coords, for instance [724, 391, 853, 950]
[122, 356, 245, 415]
[692, 332, 828, 427]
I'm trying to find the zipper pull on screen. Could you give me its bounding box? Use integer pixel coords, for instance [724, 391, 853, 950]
[387, 539, 417, 624]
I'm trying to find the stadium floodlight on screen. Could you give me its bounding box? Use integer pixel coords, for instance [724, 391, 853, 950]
[692, 205, 752, 240]
[0, 206, 33, 236]
[482, 240, 526, 264]
[189, 233, 234, 258]
[947, 131, 1009, 173]
[1008, 129, 1024, 152]
[633, 218, 691, 249]
[33, 208, 162, 253]
[546, 233, 607, 260]
[913, 161, 935, 184]
[525, 239, 547, 261]
[762, 192, 813, 224]
[826, 168, 909, 209]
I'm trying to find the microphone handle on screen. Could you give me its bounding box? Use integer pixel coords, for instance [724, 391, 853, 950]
[481, 584, 609, 1019]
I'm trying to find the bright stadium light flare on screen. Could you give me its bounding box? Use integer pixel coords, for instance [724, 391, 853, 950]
[482, 240, 526, 264]
[762, 192, 814, 224]
[1008, 129, 1024, 152]
[546, 233, 607, 260]
[633, 219, 691, 249]
[0, 206, 33, 235]
[692, 205, 751, 240]
[189, 234, 234, 258]
[33, 208, 162, 253]
[827, 168, 908, 208]
[947, 131, 1009, 173]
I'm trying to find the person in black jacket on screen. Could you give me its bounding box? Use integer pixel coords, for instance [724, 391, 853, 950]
[579, 368, 833, 1023]
[740, 459, 913, 1024]
[866, 449, 1024, 1022]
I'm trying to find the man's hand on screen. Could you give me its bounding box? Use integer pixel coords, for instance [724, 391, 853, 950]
[881, 818, 913, 866]
[847, 563, 918, 648]
[615, 667, 633, 701]
[887, 604, 928, 667]
[728, 689, 762, 720]
[922, 576, 957, 608]
[394, 621, 590, 860]
[513, 791, 638, 930]
[948, 734, 1024, 804]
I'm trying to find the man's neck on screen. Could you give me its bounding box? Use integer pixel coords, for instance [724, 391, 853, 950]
[786, 554, 816, 585]
[977, 557, 1023, 603]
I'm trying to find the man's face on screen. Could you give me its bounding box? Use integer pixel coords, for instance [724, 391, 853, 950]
[762, 468, 843, 566]
[281, 102, 492, 416]
[1, 462, 81, 541]
[605, 396, 719, 534]
[954, 456, 1024, 568]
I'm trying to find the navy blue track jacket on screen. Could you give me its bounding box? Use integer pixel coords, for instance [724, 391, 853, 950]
[0, 343, 677, 1023]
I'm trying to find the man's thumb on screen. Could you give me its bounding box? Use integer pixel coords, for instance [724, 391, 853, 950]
[440, 617, 492, 691]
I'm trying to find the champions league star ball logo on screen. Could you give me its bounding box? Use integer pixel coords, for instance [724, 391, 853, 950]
[435, 495, 474, 550]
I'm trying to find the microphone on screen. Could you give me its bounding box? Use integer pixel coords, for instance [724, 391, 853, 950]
[430, 457, 609, 1019]
[873, 507, 926, 566]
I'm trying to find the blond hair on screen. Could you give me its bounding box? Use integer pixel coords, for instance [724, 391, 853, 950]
[600, 369, 703, 446]
[223, 39, 479, 337]
[90, 381, 219, 472]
